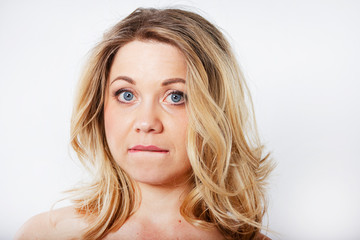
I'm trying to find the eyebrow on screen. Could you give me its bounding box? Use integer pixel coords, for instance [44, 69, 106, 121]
[110, 76, 135, 85]
[162, 78, 186, 86]
[110, 76, 186, 86]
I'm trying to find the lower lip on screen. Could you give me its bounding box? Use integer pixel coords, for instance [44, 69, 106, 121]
[128, 149, 169, 153]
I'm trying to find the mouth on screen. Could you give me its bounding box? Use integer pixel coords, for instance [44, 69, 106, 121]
[128, 145, 169, 153]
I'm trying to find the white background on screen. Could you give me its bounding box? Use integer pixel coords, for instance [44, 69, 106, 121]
[1, 0, 359, 239]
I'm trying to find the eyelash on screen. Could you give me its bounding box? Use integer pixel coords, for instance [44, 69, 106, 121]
[113, 89, 187, 105]
[165, 90, 186, 105]
[114, 89, 134, 104]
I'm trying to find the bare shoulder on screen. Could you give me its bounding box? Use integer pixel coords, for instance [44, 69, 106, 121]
[14, 206, 88, 240]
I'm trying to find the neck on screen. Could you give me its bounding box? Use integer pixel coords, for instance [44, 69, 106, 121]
[134, 181, 192, 222]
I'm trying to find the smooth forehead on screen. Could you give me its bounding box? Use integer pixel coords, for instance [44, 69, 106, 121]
[115, 39, 185, 58]
[109, 40, 187, 82]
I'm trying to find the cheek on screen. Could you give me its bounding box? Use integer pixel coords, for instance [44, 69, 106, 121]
[104, 107, 115, 141]
[104, 105, 127, 151]
[172, 113, 188, 151]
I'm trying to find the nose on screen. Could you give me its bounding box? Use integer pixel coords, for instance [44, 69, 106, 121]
[133, 101, 163, 134]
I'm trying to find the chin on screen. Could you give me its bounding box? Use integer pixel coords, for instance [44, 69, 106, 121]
[127, 168, 192, 186]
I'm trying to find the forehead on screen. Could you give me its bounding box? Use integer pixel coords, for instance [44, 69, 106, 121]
[109, 40, 187, 84]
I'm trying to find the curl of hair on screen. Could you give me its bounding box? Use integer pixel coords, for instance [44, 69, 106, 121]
[69, 7, 273, 240]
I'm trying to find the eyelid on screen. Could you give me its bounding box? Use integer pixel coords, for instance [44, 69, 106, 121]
[163, 90, 187, 105]
[114, 88, 137, 103]
[112, 88, 187, 105]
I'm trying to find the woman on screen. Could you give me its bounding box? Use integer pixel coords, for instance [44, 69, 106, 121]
[15, 7, 273, 240]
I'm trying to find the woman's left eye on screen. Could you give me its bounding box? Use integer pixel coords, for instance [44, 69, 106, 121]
[164, 91, 186, 105]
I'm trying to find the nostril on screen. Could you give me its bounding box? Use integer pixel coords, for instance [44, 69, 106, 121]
[134, 122, 157, 133]
[133, 117, 164, 133]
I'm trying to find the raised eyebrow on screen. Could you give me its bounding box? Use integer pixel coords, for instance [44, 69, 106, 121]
[161, 78, 186, 86]
[110, 76, 135, 85]
[110, 76, 185, 86]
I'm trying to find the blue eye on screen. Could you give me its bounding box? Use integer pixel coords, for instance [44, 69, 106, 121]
[165, 91, 186, 105]
[122, 91, 134, 101]
[115, 89, 135, 103]
[171, 93, 182, 102]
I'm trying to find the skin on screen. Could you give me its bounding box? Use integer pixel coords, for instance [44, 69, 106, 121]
[104, 40, 192, 187]
[14, 206, 87, 239]
[14, 40, 224, 240]
[103, 40, 223, 239]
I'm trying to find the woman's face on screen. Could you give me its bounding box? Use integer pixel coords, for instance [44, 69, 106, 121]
[104, 40, 191, 186]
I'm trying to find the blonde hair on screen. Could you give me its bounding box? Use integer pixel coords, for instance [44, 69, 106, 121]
[70, 7, 273, 240]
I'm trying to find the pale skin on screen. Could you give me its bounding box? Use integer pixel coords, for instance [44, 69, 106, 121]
[14, 40, 224, 240]
[102, 40, 223, 239]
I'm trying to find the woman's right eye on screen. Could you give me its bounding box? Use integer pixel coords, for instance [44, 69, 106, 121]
[115, 89, 136, 103]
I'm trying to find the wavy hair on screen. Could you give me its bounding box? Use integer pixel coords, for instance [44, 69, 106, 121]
[69, 7, 273, 240]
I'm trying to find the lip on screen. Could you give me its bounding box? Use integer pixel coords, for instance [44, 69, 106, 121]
[129, 145, 169, 153]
